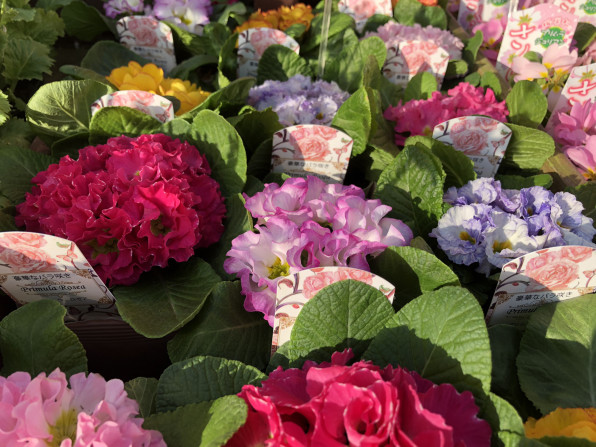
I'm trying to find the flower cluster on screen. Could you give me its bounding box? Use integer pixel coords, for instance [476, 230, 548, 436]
[551, 100, 596, 180]
[16, 134, 226, 286]
[384, 83, 508, 145]
[107, 61, 210, 115]
[365, 22, 464, 60]
[235, 3, 314, 32]
[512, 44, 578, 110]
[104, 0, 144, 18]
[224, 176, 413, 325]
[430, 178, 596, 273]
[525, 407, 596, 442]
[225, 350, 492, 446]
[152, 0, 212, 34]
[247, 74, 350, 127]
[0, 368, 165, 446]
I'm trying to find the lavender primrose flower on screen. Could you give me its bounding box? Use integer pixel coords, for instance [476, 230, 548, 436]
[152, 0, 211, 34]
[484, 212, 539, 268]
[104, 0, 145, 18]
[226, 176, 413, 325]
[247, 75, 350, 127]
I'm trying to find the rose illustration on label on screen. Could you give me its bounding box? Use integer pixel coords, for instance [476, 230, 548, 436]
[535, 27, 565, 48]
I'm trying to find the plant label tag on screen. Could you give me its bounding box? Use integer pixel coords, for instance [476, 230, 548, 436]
[91, 90, 175, 123]
[481, 0, 510, 22]
[237, 28, 300, 78]
[552, 0, 596, 25]
[0, 232, 117, 321]
[116, 16, 177, 74]
[384, 40, 449, 88]
[432, 116, 512, 178]
[458, 0, 482, 32]
[338, 0, 392, 33]
[271, 125, 354, 183]
[496, 4, 578, 81]
[272, 267, 395, 354]
[486, 246, 596, 327]
[546, 62, 596, 130]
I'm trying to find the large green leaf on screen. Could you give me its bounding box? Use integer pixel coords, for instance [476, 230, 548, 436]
[479, 392, 526, 447]
[227, 108, 282, 157]
[2, 36, 53, 83]
[278, 280, 395, 366]
[168, 282, 271, 368]
[404, 72, 438, 102]
[88, 107, 162, 145]
[27, 80, 114, 139]
[301, 12, 355, 53]
[0, 147, 56, 203]
[0, 300, 87, 376]
[144, 396, 247, 447]
[256, 45, 313, 84]
[506, 81, 548, 128]
[8, 8, 64, 46]
[323, 37, 386, 93]
[182, 78, 255, 118]
[364, 286, 492, 398]
[370, 245, 459, 308]
[0, 212, 18, 231]
[81, 41, 150, 76]
[189, 110, 247, 196]
[332, 86, 371, 156]
[124, 377, 158, 418]
[501, 124, 555, 171]
[114, 258, 222, 338]
[566, 182, 596, 222]
[373, 145, 446, 237]
[518, 295, 596, 413]
[393, 0, 447, 29]
[156, 355, 265, 412]
[61, 0, 115, 42]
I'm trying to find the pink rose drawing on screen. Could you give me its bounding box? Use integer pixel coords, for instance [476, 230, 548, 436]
[525, 253, 580, 291]
[561, 246, 594, 263]
[127, 18, 160, 47]
[249, 29, 288, 58]
[0, 233, 46, 249]
[345, 0, 378, 21]
[302, 272, 339, 299]
[473, 116, 500, 131]
[0, 246, 57, 273]
[450, 127, 489, 155]
[291, 128, 333, 161]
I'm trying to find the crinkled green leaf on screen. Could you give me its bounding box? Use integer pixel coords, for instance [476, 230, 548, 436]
[227, 108, 281, 157]
[364, 286, 492, 398]
[88, 107, 162, 145]
[370, 245, 459, 308]
[373, 145, 445, 237]
[0, 147, 56, 203]
[114, 258, 222, 338]
[2, 36, 53, 82]
[404, 71, 437, 101]
[156, 355, 265, 412]
[393, 0, 447, 29]
[81, 40, 150, 76]
[506, 80, 548, 128]
[168, 282, 271, 369]
[189, 110, 247, 196]
[8, 8, 64, 46]
[501, 123, 555, 171]
[61, 0, 115, 41]
[257, 45, 313, 84]
[27, 79, 114, 139]
[144, 396, 247, 447]
[518, 295, 596, 413]
[0, 300, 87, 376]
[332, 86, 371, 156]
[124, 377, 158, 418]
[0, 118, 35, 150]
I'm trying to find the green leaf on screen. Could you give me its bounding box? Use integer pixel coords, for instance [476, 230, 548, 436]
[50, 132, 90, 158]
[27, 79, 114, 139]
[81, 41, 150, 76]
[183, 78, 255, 118]
[2, 36, 53, 82]
[247, 137, 273, 179]
[8, 9, 65, 46]
[278, 280, 395, 366]
[518, 295, 596, 413]
[574, 22, 596, 53]
[228, 108, 282, 157]
[144, 396, 247, 447]
[364, 286, 492, 398]
[61, 0, 115, 41]
[496, 173, 553, 190]
[370, 245, 460, 308]
[301, 12, 355, 53]
[166, 21, 218, 57]
[332, 86, 371, 156]
[217, 32, 238, 86]
[464, 71, 481, 86]
[566, 182, 596, 222]
[114, 258, 222, 338]
[256, 45, 313, 84]
[35, 0, 74, 9]
[189, 110, 247, 196]
[0, 300, 87, 376]
[393, 0, 447, 29]
[479, 392, 526, 447]
[167, 282, 271, 368]
[404, 71, 437, 101]
[124, 377, 158, 418]
[481, 72, 503, 99]
[323, 37, 386, 93]
[216, 2, 247, 25]
[405, 135, 476, 188]
[445, 59, 469, 79]
[200, 194, 253, 280]
[0, 119, 36, 150]
[506, 80, 548, 128]
[501, 123, 555, 171]
[362, 14, 392, 33]
[0, 147, 56, 203]
[88, 107, 162, 145]
[168, 54, 218, 79]
[284, 23, 307, 40]
[0, 212, 18, 231]
[463, 31, 483, 67]
[373, 145, 446, 237]
[156, 355, 265, 412]
[59, 65, 113, 84]
[0, 90, 10, 126]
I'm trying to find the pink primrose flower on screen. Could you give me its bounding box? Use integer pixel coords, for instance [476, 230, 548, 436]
[565, 134, 596, 180]
[552, 100, 596, 147]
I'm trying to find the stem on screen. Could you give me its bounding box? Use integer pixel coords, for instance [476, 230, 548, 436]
[316, 0, 333, 79]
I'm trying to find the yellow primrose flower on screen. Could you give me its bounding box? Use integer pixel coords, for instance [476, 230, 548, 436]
[277, 3, 314, 30]
[235, 10, 279, 32]
[106, 61, 164, 92]
[159, 78, 210, 115]
[525, 408, 596, 442]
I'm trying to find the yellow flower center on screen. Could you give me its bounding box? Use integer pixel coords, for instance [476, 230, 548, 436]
[493, 240, 512, 253]
[46, 409, 77, 447]
[86, 238, 119, 258]
[268, 257, 290, 279]
[459, 231, 476, 244]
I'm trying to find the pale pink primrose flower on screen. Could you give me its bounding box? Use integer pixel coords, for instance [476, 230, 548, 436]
[565, 134, 596, 180]
[552, 100, 596, 147]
